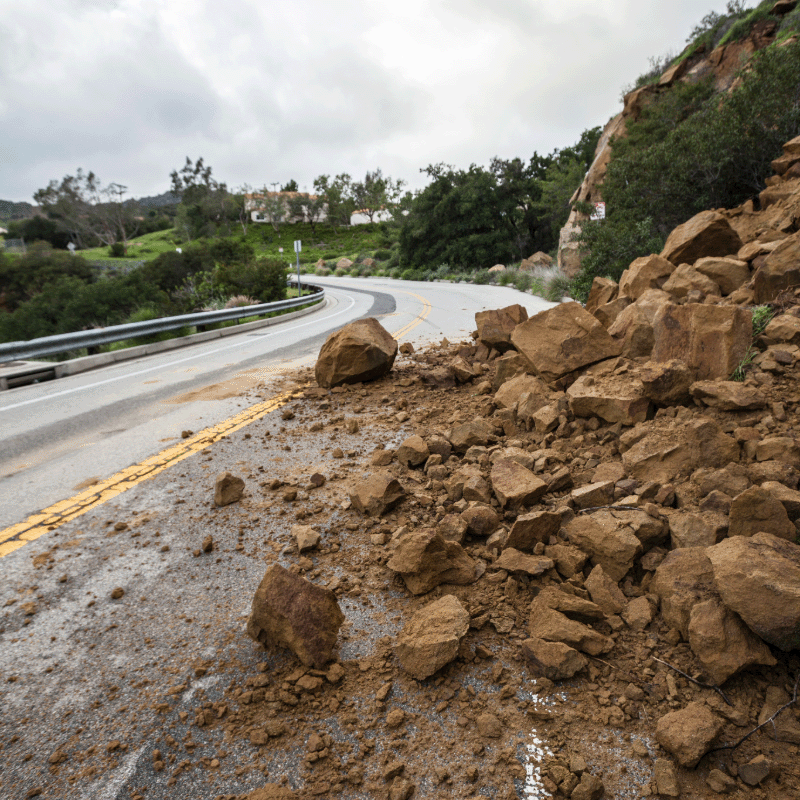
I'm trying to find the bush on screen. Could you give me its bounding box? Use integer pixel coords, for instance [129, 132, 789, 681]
[118, 305, 191, 346]
[513, 272, 532, 293]
[400, 268, 422, 281]
[212, 256, 287, 303]
[373, 248, 392, 260]
[472, 269, 493, 285]
[109, 242, 126, 258]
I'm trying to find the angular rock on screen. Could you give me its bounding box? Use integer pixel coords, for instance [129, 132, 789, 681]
[545, 544, 588, 578]
[529, 607, 612, 656]
[728, 485, 796, 540]
[694, 257, 750, 296]
[763, 313, 800, 346]
[475, 304, 528, 352]
[661, 210, 743, 266]
[460, 504, 499, 537]
[215, 471, 245, 506]
[571, 773, 604, 800]
[655, 702, 724, 768]
[653, 759, 681, 798]
[652, 548, 715, 638]
[438, 514, 468, 543]
[493, 548, 554, 576]
[690, 381, 766, 411]
[448, 419, 496, 453]
[292, 524, 320, 553]
[476, 712, 503, 738]
[667, 512, 720, 549]
[622, 596, 654, 630]
[426, 434, 452, 461]
[585, 564, 626, 616]
[521, 637, 587, 680]
[350, 472, 406, 517]
[247, 564, 344, 668]
[387, 529, 479, 595]
[494, 373, 551, 410]
[738, 755, 771, 787]
[394, 595, 470, 680]
[585, 277, 618, 314]
[567, 374, 649, 426]
[593, 296, 631, 329]
[619, 254, 674, 300]
[532, 586, 605, 623]
[492, 351, 532, 391]
[510, 302, 621, 383]
[762, 480, 800, 520]
[706, 533, 800, 651]
[706, 769, 737, 794]
[570, 481, 615, 510]
[490, 458, 547, 508]
[637, 359, 693, 406]
[652, 303, 752, 381]
[688, 597, 776, 685]
[565, 513, 643, 582]
[504, 510, 562, 551]
[758, 686, 800, 744]
[753, 231, 800, 303]
[756, 436, 800, 469]
[315, 317, 398, 388]
[662, 263, 721, 299]
[450, 356, 478, 383]
[396, 435, 429, 468]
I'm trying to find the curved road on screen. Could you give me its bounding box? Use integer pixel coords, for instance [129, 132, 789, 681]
[0, 278, 555, 534]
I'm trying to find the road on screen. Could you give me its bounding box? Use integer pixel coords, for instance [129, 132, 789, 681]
[0, 277, 555, 536]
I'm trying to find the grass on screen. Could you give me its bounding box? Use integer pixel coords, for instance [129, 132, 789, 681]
[77, 229, 182, 262]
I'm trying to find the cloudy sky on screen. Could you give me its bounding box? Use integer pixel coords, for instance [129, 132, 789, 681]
[1, 0, 734, 203]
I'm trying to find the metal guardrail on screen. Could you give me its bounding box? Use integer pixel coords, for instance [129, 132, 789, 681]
[0, 284, 324, 362]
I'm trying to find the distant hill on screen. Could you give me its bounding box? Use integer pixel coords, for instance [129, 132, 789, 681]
[133, 191, 179, 209]
[0, 199, 37, 222]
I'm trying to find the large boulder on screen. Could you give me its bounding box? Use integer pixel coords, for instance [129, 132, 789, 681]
[247, 564, 345, 668]
[494, 373, 551, 410]
[567, 373, 649, 426]
[315, 317, 398, 387]
[651, 303, 752, 381]
[475, 304, 528, 353]
[728, 485, 796, 540]
[753, 231, 800, 304]
[387, 529, 479, 595]
[693, 257, 750, 296]
[661, 211, 743, 266]
[394, 595, 470, 679]
[585, 277, 618, 314]
[618, 254, 674, 300]
[510, 302, 621, 383]
[706, 533, 800, 651]
[662, 264, 721, 299]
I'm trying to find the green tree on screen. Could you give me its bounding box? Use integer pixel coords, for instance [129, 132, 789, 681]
[313, 174, 354, 231]
[170, 157, 231, 240]
[211, 257, 287, 303]
[287, 193, 326, 239]
[351, 169, 405, 223]
[281, 179, 299, 192]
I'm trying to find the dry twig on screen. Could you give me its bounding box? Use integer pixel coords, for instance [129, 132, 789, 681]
[652, 656, 733, 706]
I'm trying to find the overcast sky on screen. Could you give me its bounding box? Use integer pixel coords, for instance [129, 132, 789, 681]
[1, 0, 735, 203]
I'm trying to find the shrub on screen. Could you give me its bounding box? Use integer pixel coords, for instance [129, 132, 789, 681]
[400, 268, 422, 281]
[472, 269, 492, 285]
[225, 295, 259, 308]
[513, 272, 532, 293]
[373, 248, 392, 260]
[119, 305, 191, 346]
[109, 242, 126, 257]
[212, 256, 286, 303]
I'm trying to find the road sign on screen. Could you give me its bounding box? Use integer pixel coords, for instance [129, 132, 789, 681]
[294, 241, 302, 297]
[294, 240, 301, 253]
[590, 202, 606, 221]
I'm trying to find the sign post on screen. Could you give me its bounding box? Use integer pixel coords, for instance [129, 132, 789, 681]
[294, 240, 302, 297]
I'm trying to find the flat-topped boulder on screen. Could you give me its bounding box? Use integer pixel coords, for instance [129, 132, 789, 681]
[661, 210, 742, 266]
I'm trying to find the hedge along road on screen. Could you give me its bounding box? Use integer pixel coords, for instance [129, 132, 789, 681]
[0, 277, 555, 549]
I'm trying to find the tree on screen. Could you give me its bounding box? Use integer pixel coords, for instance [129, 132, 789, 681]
[313, 173, 354, 231]
[351, 169, 405, 223]
[33, 169, 142, 250]
[170, 157, 231, 241]
[232, 184, 253, 235]
[281, 179, 299, 192]
[256, 187, 288, 233]
[288, 193, 326, 240]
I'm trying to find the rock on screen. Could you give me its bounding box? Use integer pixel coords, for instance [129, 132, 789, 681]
[762, 480, 800, 520]
[706, 769, 737, 794]
[651, 303, 752, 381]
[438, 514, 469, 543]
[450, 356, 478, 383]
[653, 758, 681, 798]
[350, 472, 406, 517]
[396, 435, 429, 468]
[394, 595, 470, 680]
[399, 342, 414, 355]
[336, 257, 354, 269]
[565, 512, 643, 582]
[492, 548, 554, 576]
[476, 712, 503, 738]
[618, 254, 674, 299]
[667, 512, 720, 549]
[520, 251, 554, 270]
[570, 772, 604, 800]
[585, 277, 618, 314]
[622, 417, 739, 484]
[545, 544, 588, 578]
[504, 510, 562, 551]
[426, 434, 452, 461]
[494, 373, 551, 410]
[492, 351, 532, 391]
[753, 230, 800, 303]
[521, 637, 588, 680]
[475, 304, 528, 353]
[763, 313, 800, 346]
[448, 419, 496, 453]
[110, 587, 124, 600]
[214, 471, 245, 506]
[694, 257, 750, 296]
[531, 403, 561, 433]
[491, 445, 535, 471]
[651, 548, 715, 638]
[461, 504, 499, 537]
[570, 481, 615, 510]
[637, 359, 693, 406]
[387, 529, 479, 595]
[567, 374, 649, 426]
[247, 564, 345, 668]
[292, 524, 320, 552]
[247, 785, 299, 800]
[756, 436, 800, 469]
[661, 210, 743, 266]
[585, 565, 626, 616]
[689, 381, 766, 411]
[529, 606, 612, 656]
[758, 685, 800, 743]
[532, 585, 605, 622]
[372, 449, 394, 466]
[622, 596, 654, 630]
[593, 296, 631, 328]
[315, 318, 398, 388]
[738, 755, 770, 787]
[706, 532, 800, 651]
[728, 485, 796, 540]
[688, 597, 776, 685]
[662, 263, 721, 299]
[490, 459, 547, 508]
[655, 702, 724, 768]
[510, 302, 621, 383]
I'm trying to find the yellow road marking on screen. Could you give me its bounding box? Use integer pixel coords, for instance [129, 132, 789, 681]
[0, 390, 295, 557]
[391, 290, 432, 340]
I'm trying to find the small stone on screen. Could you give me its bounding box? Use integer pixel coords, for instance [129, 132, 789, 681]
[476, 712, 503, 738]
[385, 708, 406, 729]
[706, 768, 737, 794]
[293, 525, 321, 553]
[110, 587, 124, 600]
[201, 535, 214, 553]
[653, 758, 680, 797]
[738, 755, 770, 787]
[214, 471, 245, 506]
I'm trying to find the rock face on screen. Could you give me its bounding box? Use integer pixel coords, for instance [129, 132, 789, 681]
[394, 595, 470, 679]
[510, 303, 621, 382]
[350, 472, 406, 516]
[688, 597, 776, 685]
[247, 564, 344, 668]
[651, 303, 752, 381]
[387, 529, 479, 595]
[315, 318, 398, 388]
[475, 304, 528, 352]
[706, 533, 800, 651]
[215, 471, 245, 506]
[655, 702, 724, 767]
[661, 210, 743, 266]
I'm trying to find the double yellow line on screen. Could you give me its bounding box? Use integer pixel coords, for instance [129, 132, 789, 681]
[0, 287, 434, 558]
